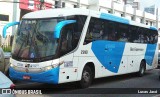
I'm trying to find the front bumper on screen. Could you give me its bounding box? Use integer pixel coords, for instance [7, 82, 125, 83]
[9, 67, 60, 84]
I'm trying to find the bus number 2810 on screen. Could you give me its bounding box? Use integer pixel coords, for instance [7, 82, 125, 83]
[81, 50, 88, 54]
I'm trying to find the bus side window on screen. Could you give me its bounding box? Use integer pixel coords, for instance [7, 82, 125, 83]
[102, 22, 109, 40]
[147, 30, 154, 44]
[143, 29, 149, 44]
[73, 31, 81, 48]
[151, 30, 158, 44]
[60, 15, 87, 55]
[139, 29, 145, 43]
[133, 27, 141, 43]
[154, 32, 158, 43]
[117, 23, 128, 42]
[84, 17, 104, 45]
[69, 15, 86, 47]
[107, 22, 116, 41]
[129, 26, 136, 43]
[60, 25, 73, 56]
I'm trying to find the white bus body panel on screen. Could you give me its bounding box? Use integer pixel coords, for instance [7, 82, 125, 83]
[59, 53, 79, 83]
[9, 8, 158, 84]
[23, 8, 90, 19]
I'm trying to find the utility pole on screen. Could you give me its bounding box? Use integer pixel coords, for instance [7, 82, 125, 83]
[77, 0, 80, 8]
[58, 0, 62, 8]
[40, 0, 44, 10]
[156, 8, 159, 28]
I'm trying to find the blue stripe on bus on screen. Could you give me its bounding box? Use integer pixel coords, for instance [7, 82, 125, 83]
[9, 67, 60, 84]
[91, 41, 125, 73]
[3, 22, 20, 38]
[54, 20, 76, 38]
[144, 44, 157, 66]
[100, 13, 129, 24]
[150, 27, 157, 31]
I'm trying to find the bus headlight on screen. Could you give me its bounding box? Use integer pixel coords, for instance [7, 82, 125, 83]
[10, 64, 14, 67]
[42, 61, 64, 71]
[52, 61, 64, 68]
[10, 64, 16, 69]
[44, 65, 53, 71]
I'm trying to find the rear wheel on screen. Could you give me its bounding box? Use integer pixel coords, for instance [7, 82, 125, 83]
[138, 61, 146, 77]
[79, 66, 93, 88]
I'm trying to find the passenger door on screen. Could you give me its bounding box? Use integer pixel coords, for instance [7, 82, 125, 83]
[59, 24, 78, 83]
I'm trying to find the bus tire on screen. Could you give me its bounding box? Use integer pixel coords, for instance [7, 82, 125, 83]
[79, 66, 93, 88]
[138, 61, 146, 77]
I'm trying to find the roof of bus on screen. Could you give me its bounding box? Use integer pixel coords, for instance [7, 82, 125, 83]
[23, 8, 90, 19]
[22, 8, 157, 31]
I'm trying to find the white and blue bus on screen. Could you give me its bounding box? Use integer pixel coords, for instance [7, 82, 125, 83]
[3, 8, 158, 88]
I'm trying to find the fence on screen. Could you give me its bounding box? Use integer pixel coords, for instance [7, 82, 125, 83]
[1, 35, 14, 52]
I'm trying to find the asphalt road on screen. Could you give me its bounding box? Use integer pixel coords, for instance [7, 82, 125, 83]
[15, 69, 160, 97]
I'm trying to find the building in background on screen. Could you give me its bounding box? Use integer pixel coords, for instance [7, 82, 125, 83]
[123, 0, 140, 10]
[19, 0, 53, 19]
[144, 5, 156, 15]
[0, 1, 13, 36]
[0, 0, 53, 46]
[0, 0, 160, 47]
[0, 1, 14, 46]
[113, 0, 124, 4]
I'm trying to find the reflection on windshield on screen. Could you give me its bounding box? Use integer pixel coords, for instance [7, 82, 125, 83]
[12, 18, 63, 61]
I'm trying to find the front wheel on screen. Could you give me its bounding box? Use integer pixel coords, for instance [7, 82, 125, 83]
[138, 61, 146, 77]
[79, 66, 93, 88]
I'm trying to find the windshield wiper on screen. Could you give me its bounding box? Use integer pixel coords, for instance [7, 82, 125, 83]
[16, 32, 29, 58]
[32, 22, 41, 58]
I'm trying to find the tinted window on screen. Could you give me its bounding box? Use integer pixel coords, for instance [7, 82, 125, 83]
[117, 23, 129, 42]
[0, 14, 9, 21]
[60, 15, 87, 56]
[84, 17, 158, 45]
[84, 17, 117, 45]
[84, 17, 104, 44]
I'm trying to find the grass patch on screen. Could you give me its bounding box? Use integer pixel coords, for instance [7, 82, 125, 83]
[2, 46, 12, 52]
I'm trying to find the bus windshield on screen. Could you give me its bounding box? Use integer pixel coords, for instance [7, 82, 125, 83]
[12, 18, 64, 62]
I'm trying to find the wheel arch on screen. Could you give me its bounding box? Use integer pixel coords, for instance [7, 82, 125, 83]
[141, 59, 146, 70]
[137, 59, 146, 77]
[77, 61, 95, 81]
[85, 62, 95, 79]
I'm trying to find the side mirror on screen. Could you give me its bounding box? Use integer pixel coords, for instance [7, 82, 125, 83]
[3, 22, 20, 38]
[54, 20, 76, 39]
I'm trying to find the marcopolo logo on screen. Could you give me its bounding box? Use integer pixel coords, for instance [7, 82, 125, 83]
[25, 64, 30, 73]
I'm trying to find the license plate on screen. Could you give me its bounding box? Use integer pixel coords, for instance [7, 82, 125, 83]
[23, 75, 31, 80]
